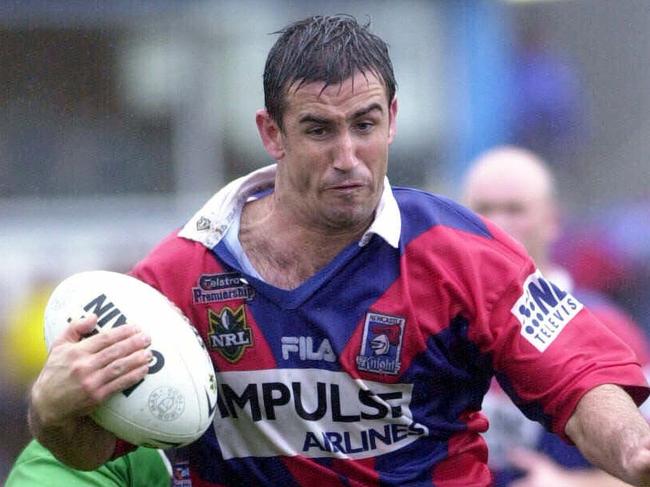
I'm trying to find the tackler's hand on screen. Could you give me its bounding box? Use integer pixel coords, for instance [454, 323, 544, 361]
[30, 314, 152, 428]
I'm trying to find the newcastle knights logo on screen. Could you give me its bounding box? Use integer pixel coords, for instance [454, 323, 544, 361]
[356, 312, 405, 375]
[207, 305, 253, 363]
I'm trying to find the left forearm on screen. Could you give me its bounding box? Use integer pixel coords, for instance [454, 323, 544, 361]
[566, 384, 650, 486]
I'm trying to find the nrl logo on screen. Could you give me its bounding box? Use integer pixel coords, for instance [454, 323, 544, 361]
[207, 305, 253, 363]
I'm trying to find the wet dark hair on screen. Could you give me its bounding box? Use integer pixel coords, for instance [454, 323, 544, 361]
[263, 14, 397, 129]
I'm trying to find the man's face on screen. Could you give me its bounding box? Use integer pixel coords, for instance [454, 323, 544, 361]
[259, 71, 397, 233]
[464, 164, 556, 263]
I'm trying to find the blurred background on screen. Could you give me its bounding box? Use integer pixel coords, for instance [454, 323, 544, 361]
[2, 0, 650, 479]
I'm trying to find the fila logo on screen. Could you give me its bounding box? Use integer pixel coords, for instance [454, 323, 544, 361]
[281, 336, 336, 363]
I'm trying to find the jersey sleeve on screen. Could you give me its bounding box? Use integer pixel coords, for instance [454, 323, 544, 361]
[479, 229, 649, 441]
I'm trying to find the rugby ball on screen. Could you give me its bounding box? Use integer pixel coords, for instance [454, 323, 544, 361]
[44, 270, 217, 448]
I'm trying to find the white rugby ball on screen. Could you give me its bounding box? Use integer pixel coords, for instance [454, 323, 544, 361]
[44, 270, 217, 448]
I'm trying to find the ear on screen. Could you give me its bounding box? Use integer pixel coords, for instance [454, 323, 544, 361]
[256, 109, 285, 160]
[387, 97, 398, 144]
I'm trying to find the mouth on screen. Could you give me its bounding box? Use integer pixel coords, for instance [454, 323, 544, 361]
[325, 182, 366, 192]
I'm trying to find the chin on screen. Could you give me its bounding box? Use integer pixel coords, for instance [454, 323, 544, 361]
[324, 206, 374, 231]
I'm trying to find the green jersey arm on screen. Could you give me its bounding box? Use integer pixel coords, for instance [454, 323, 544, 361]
[5, 439, 171, 487]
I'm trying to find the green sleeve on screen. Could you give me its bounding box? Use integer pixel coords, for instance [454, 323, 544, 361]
[126, 445, 172, 487]
[5, 440, 170, 487]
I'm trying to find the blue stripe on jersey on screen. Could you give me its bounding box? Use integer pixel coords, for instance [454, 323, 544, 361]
[413, 315, 492, 418]
[375, 436, 445, 486]
[404, 316, 491, 429]
[311, 458, 354, 487]
[190, 431, 302, 486]
[393, 188, 493, 248]
[494, 372, 553, 430]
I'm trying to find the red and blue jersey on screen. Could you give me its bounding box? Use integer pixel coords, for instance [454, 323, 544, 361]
[128, 166, 648, 486]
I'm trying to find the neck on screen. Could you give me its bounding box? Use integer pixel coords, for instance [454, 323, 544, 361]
[238, 195, 369, 289]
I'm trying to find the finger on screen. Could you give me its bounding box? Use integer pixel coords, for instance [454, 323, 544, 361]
[78, 323, 149, 355]
[88, 330, 152, 370]
[55, 314, 99, 344]
[78, 349, 153, 407]
[54, 348, 151, 418]
[92, 358, 152, 404]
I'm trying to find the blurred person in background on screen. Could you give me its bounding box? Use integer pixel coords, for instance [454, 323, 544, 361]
[462, 145, 650, 487]
[24, 15, 650, 486]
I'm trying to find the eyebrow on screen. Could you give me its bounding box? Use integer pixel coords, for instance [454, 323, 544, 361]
[351, 103, 384, 120]
[298, 103, 384, 125]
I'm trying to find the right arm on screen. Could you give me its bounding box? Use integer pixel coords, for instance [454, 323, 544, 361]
[28, 315, 151, 470]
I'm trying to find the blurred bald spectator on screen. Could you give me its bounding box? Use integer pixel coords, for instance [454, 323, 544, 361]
[462, 145, 649, 487]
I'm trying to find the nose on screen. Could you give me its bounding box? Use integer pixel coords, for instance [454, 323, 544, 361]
[332, 132, 359, 171]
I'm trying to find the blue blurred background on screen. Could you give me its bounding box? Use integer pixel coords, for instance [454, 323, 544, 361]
[2, 0, 650, 480]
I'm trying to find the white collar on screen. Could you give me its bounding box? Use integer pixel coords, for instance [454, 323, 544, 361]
[179, 164, 401, 249]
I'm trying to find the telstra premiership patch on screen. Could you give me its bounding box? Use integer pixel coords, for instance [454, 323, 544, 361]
[512, 270, 583, 352]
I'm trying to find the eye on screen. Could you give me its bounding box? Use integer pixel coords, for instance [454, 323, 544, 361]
[306, 126, 328, 137]
[356, 121, 374, 132]
[474, 204, 494, 217]
[505, 203, 525, 216]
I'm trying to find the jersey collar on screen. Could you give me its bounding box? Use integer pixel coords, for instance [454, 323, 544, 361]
[179, 164, 401, 249]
